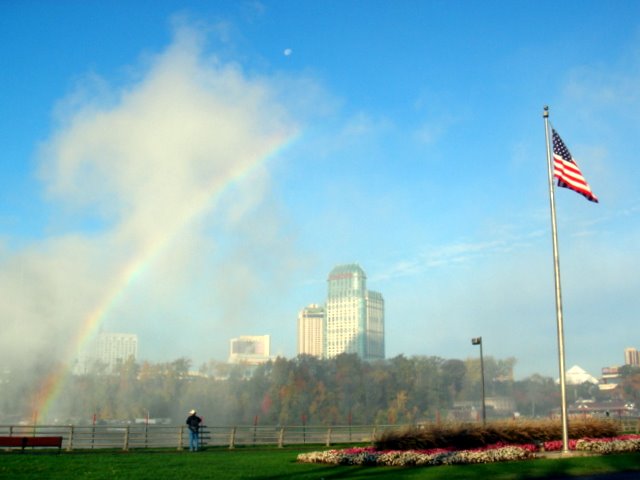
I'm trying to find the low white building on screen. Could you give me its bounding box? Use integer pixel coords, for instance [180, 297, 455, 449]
[229, 335, 271, 365]
[561, 365, 598, 385]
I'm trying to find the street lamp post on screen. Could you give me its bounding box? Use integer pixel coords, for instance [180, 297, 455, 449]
[471, 337, 486, 424]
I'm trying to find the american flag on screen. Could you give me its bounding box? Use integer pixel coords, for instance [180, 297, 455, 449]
[552, 129, 599, 203]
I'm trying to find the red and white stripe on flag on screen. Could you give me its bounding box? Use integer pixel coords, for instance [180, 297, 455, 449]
[552, 129, 599, 203]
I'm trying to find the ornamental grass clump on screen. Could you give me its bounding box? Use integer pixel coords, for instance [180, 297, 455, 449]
[374, 418, 620, 451]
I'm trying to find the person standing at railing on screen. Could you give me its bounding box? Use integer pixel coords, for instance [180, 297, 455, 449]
[186, 409, 202, 452]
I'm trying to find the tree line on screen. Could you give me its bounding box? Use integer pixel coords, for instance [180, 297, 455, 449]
[2, 354, 638, 425]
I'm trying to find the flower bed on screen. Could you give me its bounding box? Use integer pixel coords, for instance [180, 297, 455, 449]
[575, 435, 640, 454]
[297, 435, 640, 468]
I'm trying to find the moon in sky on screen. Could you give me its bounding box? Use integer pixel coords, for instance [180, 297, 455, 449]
[283, 48, 292, 56]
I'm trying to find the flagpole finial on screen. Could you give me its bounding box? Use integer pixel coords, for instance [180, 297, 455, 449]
[543, 105, 549, 118]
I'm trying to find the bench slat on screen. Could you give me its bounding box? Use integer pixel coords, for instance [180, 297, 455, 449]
[0, 436, 24, 447]
[25, 437, 63, 447]
[0, 436, 63, 449]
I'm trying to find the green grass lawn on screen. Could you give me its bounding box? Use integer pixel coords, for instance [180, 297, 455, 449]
[1, 446, 639, 479]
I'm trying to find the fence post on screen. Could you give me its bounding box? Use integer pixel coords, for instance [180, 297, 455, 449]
[253, 416, 258, 446]
[123, 425, 130, 451]
[67, 425, 74, 452]
[278, 427, 285, 448]
[325, 427, 332, 447]
[177, 425, 184, 451]
[229, 427, 236, 449]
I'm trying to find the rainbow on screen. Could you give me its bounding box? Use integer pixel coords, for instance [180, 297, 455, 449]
[32, 130, 299, 421]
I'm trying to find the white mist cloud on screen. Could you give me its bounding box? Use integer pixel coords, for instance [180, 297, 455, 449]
[0, 23, 305, 368]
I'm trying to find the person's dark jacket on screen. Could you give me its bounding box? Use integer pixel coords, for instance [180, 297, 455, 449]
[186, 414, 202, 433]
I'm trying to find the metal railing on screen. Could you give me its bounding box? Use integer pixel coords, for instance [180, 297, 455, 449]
[0, 424, 398, 451]
[620, 417, 640, 434]
[1, 417, 637, 451]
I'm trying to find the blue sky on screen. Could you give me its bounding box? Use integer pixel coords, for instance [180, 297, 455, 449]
[1, 1, 639, 379]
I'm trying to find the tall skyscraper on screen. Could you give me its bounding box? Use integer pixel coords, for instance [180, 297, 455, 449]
[365, 290, 385, 359]
[297, 304, 325, 357]
[325, 263, 384, 360]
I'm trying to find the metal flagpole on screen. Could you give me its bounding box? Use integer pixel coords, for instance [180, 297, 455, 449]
[543, 106, 570, 453]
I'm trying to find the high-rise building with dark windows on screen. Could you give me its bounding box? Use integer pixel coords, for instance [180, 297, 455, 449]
[325, 263, 384, 360]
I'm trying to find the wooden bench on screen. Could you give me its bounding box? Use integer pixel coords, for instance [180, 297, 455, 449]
[0, 436, 63, 452]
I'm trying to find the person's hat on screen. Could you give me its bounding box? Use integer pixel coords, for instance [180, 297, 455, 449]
[189, 409, 196, 414]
